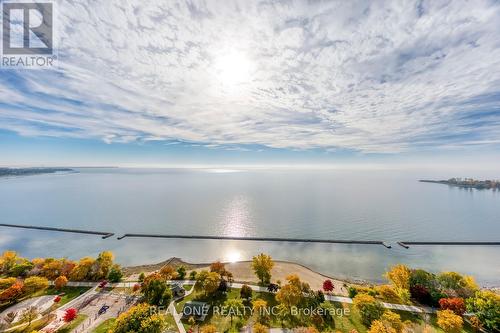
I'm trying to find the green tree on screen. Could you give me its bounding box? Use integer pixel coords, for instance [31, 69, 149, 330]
[177, 265, 187, 280]
[141, 273, 173, 306]
[108, 264, 123, 282]
[353, 293, 385, 326]
[240, 284, 253, 300]
[94, 251, 114, 280]
[466, 290, 500, 332]
[224, 298, 244, 326]
[252, 254, 274, 285]
[194, 270, 220, 296]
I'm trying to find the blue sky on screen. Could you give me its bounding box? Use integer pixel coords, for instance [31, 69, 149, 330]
[1, 0, 500, 168]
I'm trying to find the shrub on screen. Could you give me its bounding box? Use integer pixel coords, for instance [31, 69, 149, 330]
[439, 297, 466, 316]
[63, 308, 78, 322]
[437, 309, 463, 333]
[54, 276, 68, 290]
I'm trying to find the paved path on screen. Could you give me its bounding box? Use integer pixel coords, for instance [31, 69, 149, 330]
[168, 286, 195, 333]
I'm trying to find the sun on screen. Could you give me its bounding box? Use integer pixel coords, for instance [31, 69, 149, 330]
[213, 51, 253, 86]
[226, 250, 242, 263]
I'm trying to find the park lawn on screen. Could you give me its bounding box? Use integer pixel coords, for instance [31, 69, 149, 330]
[57, 314, 88, 333]
[43, 286, 91, 306]
[183, 284, 193, 291]
[111, 286, 140, 295]
[9, 314, 56, 333]
[164, 313, 178, 331]
[92, 318, 116, 333]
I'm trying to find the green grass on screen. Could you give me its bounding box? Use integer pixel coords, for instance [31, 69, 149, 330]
[9, 314, 56, 333]
[43, 286, 91, 306]
[183, 284, 193, 291]
[57, 314, 88, 333]
[92, 318, 116, 333]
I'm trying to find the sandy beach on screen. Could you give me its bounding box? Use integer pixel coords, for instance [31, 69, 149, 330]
[124, 257, 351, 296]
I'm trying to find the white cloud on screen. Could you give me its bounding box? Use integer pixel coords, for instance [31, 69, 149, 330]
[1, 0, 500, 153]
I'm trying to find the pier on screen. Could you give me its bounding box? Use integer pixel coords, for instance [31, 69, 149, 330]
[398, 241, 500, 249]
[0, 223, 115, 239]
[116, 233, 393, 248]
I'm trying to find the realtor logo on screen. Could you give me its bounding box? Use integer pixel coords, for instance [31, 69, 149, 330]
[1, 1, 56, 68]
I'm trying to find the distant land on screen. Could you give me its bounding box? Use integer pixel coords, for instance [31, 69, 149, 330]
[420, 178, 499, 190]
[0, 167, 75, 177]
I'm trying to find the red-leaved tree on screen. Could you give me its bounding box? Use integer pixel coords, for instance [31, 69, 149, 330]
[0, 282, 24, 303]
[439, 297, 466, 316]
[63, 308, 78, 322]
[323, 279, 334, 293]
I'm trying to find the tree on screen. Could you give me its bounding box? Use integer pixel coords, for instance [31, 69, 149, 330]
[466, 290, 500, 332]
[63, 308, 78, 323]
[200, 324, 217, 333]
[0, 277, 17, 289]
[0, 281, 24, 303]
[94, 251, 114, 280]
[54, 276, 68, 290]
[323, 279, 334, 293]
[69, 257, 95, 281]
[437, 310, 463, 333]
[108, 264, 123, 282]
[376, 285, 401, 304]
[368, 320, 395, 333]
[253, 322, 269, 333]
[194, 270, 220, 296]
[21, 306, 39, 327]
[353, 293, 385, 326]
[240, 284, 253, 300]
[138, 272, 145, 282]
[189, 271, 197, 280]
[224, 298, 244, 326]
[409, 269, 436, 290]
[253, 299, 268, 323]
[276, 275, 305, 308]
[40, 258, 64, 280]
[252, 254, 274, 285]
[10, 261, 34, 277]
[384, 265, 410, 303]
[439, 298, 466, 316]
[0, 251, 18, 275]
[23, 277, 49, 295]
[409, 285, 433, 306]
[110, 303, 165, 333]
[177, 265, 187, 280]
[141, 273, 172, 306]
[210, 261, 226, 274]
[160, 265, 175, 279]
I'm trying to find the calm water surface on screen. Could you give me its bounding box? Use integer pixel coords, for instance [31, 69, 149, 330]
[0, 168, 499, 285]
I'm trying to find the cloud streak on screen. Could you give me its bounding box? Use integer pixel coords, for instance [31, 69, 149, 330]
[1, 0, 500, 153]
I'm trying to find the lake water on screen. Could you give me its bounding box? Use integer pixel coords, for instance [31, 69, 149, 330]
[0, 168, 499, 286]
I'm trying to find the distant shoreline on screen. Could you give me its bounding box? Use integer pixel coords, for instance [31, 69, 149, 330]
[0, 167, 76, 178]
[420, 178, 499, 190]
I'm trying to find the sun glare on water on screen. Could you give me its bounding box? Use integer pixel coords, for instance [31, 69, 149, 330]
[226, 250, 242, 263]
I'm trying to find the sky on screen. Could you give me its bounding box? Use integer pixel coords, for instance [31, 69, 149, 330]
[1, 0, 500, 168]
